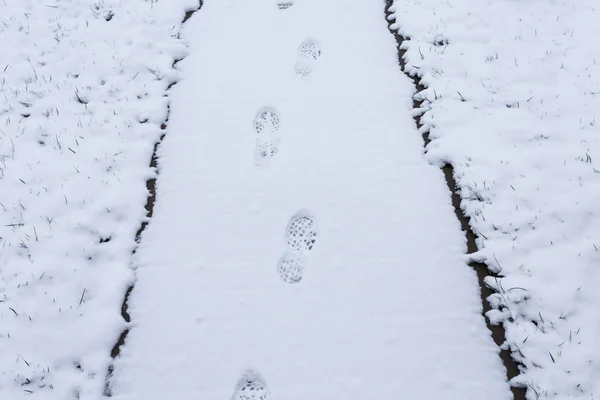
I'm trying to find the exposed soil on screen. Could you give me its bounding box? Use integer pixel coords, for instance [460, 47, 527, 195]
[383, 2, 526, 399]
[102, 2, 204, 396]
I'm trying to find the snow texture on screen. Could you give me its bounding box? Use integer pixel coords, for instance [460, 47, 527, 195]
[0, 0, 196, 398]
[389, 0, 600, 398]
[109, 0, 511, 399]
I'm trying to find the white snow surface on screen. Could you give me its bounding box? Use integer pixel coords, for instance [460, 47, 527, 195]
[3, 0, 598, 398]
[110, 0, 511, 399]
[389, 0, 600, 398]
[0, 0, 196, 398]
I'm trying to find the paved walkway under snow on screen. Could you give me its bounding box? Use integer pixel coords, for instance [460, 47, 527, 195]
[111, 1, 511, 398]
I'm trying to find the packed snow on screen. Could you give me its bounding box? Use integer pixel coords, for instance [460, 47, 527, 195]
[389, 0, 600, 397]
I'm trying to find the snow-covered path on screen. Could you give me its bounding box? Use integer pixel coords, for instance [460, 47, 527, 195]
[110, 1, 511, 398]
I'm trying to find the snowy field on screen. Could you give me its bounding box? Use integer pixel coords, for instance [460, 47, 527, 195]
[0, 0, 196, 398]
[0, 0, 598, 399]
[389, 0, 600, 397]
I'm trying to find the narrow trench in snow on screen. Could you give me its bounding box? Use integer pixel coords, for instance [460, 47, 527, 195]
[102, 2, 204, 396]
[383, 2, 526, 400]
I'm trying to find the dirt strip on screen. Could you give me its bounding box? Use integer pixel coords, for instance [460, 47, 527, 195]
[383, 2, 526, 399]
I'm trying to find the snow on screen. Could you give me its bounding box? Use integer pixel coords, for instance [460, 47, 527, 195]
[388, 0, 600, 397]
[108, 0, 511, 399]
[2, 0, 599, 398]
[0, 0, 194, 398]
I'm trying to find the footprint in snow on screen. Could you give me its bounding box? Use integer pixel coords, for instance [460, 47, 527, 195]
[285, 209, 318, 254]
[254, 107, 280, 136]
[276, 209, 318, 284]
[294, 38, 322, 78]
[232, 370, 270, 400]
[253, 107, 281, 166]
[277, 0, 294, 10]
[277, 252, 306, 284]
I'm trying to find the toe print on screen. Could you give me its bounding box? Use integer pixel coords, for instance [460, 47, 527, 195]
[232, 370, 270, 400]
[277, 252, 306, 284]
[285, 209, 318, 253]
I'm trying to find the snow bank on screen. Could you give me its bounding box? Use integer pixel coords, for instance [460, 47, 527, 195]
[389, 0, 600, 398]
[0, 0, 196, 398]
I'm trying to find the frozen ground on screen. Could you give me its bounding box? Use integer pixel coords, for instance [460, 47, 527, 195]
[389, 0, 600, 398]
[1, 0, 598, 399]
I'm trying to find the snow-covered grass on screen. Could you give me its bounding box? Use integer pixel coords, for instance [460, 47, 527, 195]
[389, 0, 600, 398]
[0, 0, 196, 398]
